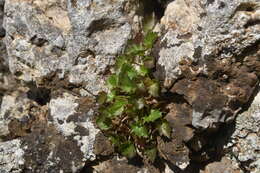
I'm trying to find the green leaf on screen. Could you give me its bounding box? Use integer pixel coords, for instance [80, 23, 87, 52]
[126, 44, 145, 55]
[138, 65, 149, 76]
[127, 66, 138, 80]
[107, 90, 116, 102]
[119, 75, 136, 93]
[96, 116, 111, 130]
[107, 74, 118, 89]
[121, 143, 136, 158]
[107, 98, 128, 118]
[97, 91, 107, 104]
[115, 55, 128, 69]
[145, 148, 157, 162]
[143, 31, 158, 49]
[158, 120, 171, 138]
[131, 124, 149, 138]
[144, 109, 162, 123]
[108, 136, 121, 147]
[118, 64, 137, 93]
[148, 82, 159, 97]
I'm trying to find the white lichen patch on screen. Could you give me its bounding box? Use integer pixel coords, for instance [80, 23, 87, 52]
[49, 93, 79, 137]
[49, 93, 99, 161]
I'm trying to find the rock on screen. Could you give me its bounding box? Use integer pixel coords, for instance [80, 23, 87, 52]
[158, 136, 190, 170]
[157, 0, 260, 86]
[224, 90, 260, 173]
[0, 139, 25, 173]
[0, 0, 259, 172]
[49, 92, 99, 161]
[92, 156, 154, 173]
[3, 0, 134, 95]
[200, 157, 241, 173]
[159, 101, 193, 169]
[0, 89, 47, 139]
[21, 124, 86, 173]
[93, 132, 114, 157]
[0, 0, 5, 37]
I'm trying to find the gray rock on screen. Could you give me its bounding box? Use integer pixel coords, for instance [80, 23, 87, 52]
[157, 0, 260, 86]
[0, 89, 36, 138]
[3, 0, 133, 94]
[0, 139, 25, 173]
[49, 92, 99, 161]
[225, 90, 260, 173]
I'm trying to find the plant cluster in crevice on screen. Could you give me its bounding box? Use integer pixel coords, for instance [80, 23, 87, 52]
[96, 31, 171, 162]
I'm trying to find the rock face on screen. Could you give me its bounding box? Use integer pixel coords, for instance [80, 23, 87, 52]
[3, 0, 133, 94]
[224, 91, 260, 173]
[0, 0, 259, 172]
[0, 139, 25, 173]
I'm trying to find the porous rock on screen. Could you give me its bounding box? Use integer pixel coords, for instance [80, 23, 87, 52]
[224, 90, 260, 173]
[157, 0, 260, 87]
[3, 0, 133, 94]
[0, 139, 25, 173]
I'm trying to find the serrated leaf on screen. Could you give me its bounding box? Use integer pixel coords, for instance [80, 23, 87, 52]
[115, 55, 128, 69]
[131, 124, 149, 138]
[107, 74, 118, 89]
[145, 148, 157, 162]
[127, 66, 138, 80]
[96, 116, 111, 130]
[121, 143, 136, 158]
[107, 90, 116, 102]
[158, 120, 171, 138]
[144, 109, 162, 123]
[108, 136, 121, 147]
[138, 65, 149, 76]
[97, 91, 107, 104]
[143, 31, 157, 49]
[118, 64, 137, 93]
[107, 98, 127, 118]
[148, 82, 159, 97]
[126, 44, 145, 55]
[119, 75, 136, 93]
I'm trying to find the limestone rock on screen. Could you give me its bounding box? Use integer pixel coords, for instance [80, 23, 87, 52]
[0, 139, 25, 173]
[225, 91, 260, 173]
[200, 157, 241, 173]
[49, 92, 99, 161]
[157, 0, 260, 87]
[0, 89, 47, 139]
[3, 0, 133, 94]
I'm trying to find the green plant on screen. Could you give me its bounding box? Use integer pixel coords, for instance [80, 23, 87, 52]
[96, 31, 171, 162]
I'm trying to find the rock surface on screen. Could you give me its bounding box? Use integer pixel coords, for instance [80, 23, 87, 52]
[224, 90, 260, 173]
[0, 139, 25, 173]
[0, 0, 259, 172]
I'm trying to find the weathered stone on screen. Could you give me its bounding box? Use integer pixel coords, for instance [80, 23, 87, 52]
[92, 156, 154, 173]
[224, 91, 260, 173]
[0, 0, 259, 172]
[49, 92, 99, 161]
[21, 124, 86, 173]
[3, 0, 134, 95]
[0, 139, 25, 173]
[200, 157, 242, 173]
[0, 89, 46, 139]
[157, 0, 260, 86]
[93, 132, 114, 157]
